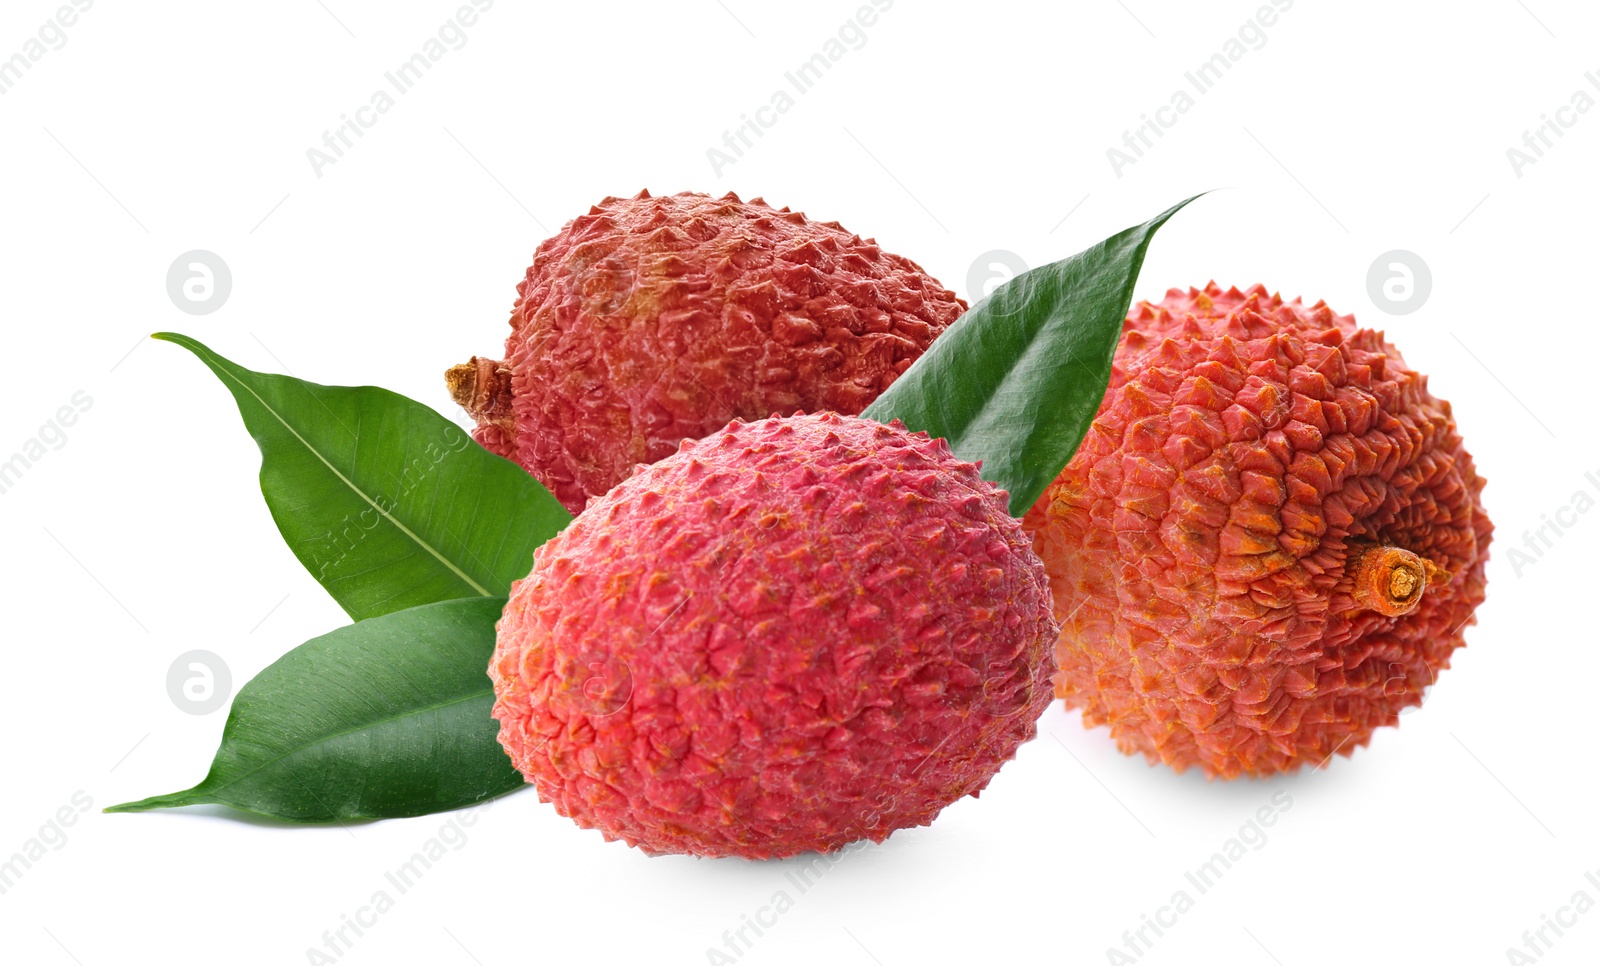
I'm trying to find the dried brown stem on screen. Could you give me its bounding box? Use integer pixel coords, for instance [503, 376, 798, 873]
[445, 357, 515, 433]
[1348, 544, 1448, 617]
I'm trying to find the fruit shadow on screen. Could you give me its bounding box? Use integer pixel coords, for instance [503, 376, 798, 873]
[646, 827, 923, 883]
[1042, 704, 1370, 825]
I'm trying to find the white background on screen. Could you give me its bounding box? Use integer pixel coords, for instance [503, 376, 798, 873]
[1, 1, 1595, 963]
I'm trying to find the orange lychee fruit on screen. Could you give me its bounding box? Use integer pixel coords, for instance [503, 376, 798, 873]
[1024, 283, 1492, 777]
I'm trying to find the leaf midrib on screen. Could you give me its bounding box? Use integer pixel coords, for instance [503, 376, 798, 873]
[178, 336, 493, 599]
[898, 232, 1144, 444]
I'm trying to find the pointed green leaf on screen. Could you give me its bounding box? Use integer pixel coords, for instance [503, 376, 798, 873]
[107, 597, 520, 821]
[154, 333, 570, 621]
[863, 196, 1202, 516]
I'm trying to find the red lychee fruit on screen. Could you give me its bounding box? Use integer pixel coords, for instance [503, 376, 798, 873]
[448, 190, 965, 514]
[489, 412, 1057, 858]
[1024, 283, 1492, 778]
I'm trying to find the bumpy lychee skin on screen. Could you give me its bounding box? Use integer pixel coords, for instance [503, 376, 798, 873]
[450, 190, 965, 514]
[489, 413, 1057, 858]
[1024, 283, 1492, 778]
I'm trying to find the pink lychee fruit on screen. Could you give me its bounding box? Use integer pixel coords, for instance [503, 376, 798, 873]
[488, 412, 1057, 858]
[448, 190, 965, 514]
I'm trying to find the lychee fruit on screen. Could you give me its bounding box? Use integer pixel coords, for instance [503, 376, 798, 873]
[489, 412, 1057, 858]
[448, 190, 965, 514]
[1024, 283, 1492, 778]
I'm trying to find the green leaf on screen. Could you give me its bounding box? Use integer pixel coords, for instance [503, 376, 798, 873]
[107, 597, 521, 821]
[863, 195, 1202, 516]
[154, 333, 570, 621]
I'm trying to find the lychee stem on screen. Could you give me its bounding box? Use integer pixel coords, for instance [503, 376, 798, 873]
[445, 357, 515, 431]
[1348, 544, 1447, 617]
